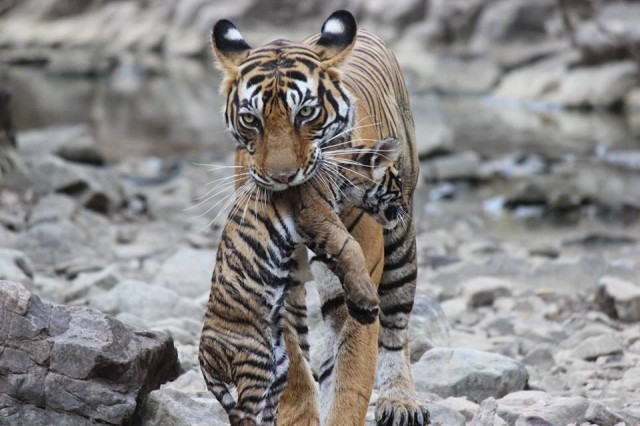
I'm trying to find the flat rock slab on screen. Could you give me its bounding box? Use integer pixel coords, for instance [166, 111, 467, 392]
[0, 280, 180, 425]
[413, 348, 529, 403]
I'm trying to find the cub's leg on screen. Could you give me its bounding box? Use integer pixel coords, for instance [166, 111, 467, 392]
[375, 222, 430, 426]
[297, 185, 379, 324]
[277, 246, 320, 426]
[229, 343, 275, 426]
[313, 210, 384, 426]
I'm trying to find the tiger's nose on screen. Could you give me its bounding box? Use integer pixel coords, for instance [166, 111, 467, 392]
[271, 170, 298, 184]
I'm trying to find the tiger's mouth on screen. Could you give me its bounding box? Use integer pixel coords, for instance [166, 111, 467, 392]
[251, 149, 324, 191]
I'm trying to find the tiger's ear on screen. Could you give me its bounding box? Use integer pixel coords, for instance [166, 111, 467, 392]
[211, 19, 251, 74]
[315, 10, 357, 69]
[371, 137, 401, 171]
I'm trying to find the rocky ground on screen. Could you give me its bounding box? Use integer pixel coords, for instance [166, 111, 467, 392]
[2, 0, 640, 425]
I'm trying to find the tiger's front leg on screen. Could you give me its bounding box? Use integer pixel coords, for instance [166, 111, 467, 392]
[375, 221, 430, 426]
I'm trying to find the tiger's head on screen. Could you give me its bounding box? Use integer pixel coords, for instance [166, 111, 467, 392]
[335, 137, 408, 229]
[212, 11, 357, 191]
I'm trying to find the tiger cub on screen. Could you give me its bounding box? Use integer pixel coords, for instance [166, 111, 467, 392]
[199, 137, 407, 426]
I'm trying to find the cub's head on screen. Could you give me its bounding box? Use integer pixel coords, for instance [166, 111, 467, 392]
[335, 137, 408, 229]
[211, 11, 357, 191]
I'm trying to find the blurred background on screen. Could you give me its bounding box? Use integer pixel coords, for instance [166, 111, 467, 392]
[1, 1, 640, 422]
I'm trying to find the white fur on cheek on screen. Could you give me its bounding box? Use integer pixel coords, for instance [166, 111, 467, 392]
[224, 28, 244, 41]
[323, 18, 345, 35]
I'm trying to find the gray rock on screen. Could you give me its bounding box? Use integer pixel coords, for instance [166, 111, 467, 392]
[585, 401, 628, 426]
[496, 391, 554, 425]
[460, 276, 514, 307]
[153, 248, 214, 298]
[18, 124, 104, 165]
[27, 154, 124, 214]
[412, 94, 455, 159]
[548, 61, 639, 108]
[521, 345, 555, 370]
[28, 194, 77, 227]
[90, 280, 205, 325]
[46, 50, 116, 78]
[571, 334, 624, 361]
[0, 249, 34, 283]
[63, 264, 121, 303]
[13, 220, 113, 274]
[438, 397, 479, 421]
[596, 276, 640, 322]
[0, 280, 179, 425]
[469, 397, 498, 426]
[413, 348, 529, 403]
[472, 0, 557, 48]
[422, 151, 483, 181]
[515, 397, 589, 426]
[422, 402, 467, 426]
[140, 389, 228, 426]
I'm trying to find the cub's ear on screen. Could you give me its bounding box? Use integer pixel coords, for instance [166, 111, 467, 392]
[315, 10, 357, 69]
[211, 19, 251, 73]
[372, 137, 401, 167]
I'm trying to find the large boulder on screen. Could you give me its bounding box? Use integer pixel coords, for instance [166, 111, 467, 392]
[0, 280, 180, 425]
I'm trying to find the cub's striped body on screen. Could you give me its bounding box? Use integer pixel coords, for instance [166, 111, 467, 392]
[199, 141, 406, 426]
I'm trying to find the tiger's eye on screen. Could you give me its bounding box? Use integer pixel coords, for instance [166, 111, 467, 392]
[298, 106, 314, 117]
[240, 113, 256, 126]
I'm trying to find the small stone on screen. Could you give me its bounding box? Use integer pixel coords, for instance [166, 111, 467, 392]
[460, 276, 514, 308]
[571, 335, 624, 361]
[139, 388, 227, 426]
[423, 402, 467, 426]
[496, 391, 554, 425]
[439, 397, 479, 421]
[596, 276, 640, 322]
[585, 401, 628, 426]
[153, 248, 214, 298]
[469, 397, 498, 426]
[413, 348, 529, 403]
[621, 367, 640, 391]
[421, 151, 483, 181]
[522, 345, 556, 370]
[0, 249, 34, 283]
[63, 264, 120, 303]
[515, 397, 589, 426]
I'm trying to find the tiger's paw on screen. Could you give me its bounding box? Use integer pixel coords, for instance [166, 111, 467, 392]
[375, 397, 430, 426]
[343, 272, 379, 324]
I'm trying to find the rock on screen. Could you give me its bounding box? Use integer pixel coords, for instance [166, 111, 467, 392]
[571, 334, 624, 361]
[0, 249, 34, 283]
[162, 369, 207, 394]
[596, 276, 640, 322]
[621, 367, 640, 391]
[409, 284, 450, 362]
[27, 154, 124, 214]
[90, 280, 205, 325]
[438, 397, 479, 421]
[496, 391, 554, 425]
[575, 3, 640, 64]
[521, 345, 556, 370]
[18, 124, 104, 166]
[585, 401, 628, 426]
[412, 94, 455, 159]
[548, 61, 639, 109]
[461, 276, 514, 308]
[515, 396, 589, 426]
[469, 397, 498, 426]
[0, 280, 179, 425]
[28, 194, 77, 226]
[46, 50, 117, 78]
[422, 151, 483, 181]
[151, 317, 203, 346]
[414, 0, 488, 44]
[413, 348, 529, 403]
[472, 0, 557, 48]
[139, 389, 227, 426]
[63, 264, 121, 303]
[153, 248, 213, 298]
[13, 219, 113, 274]
[422, 402, 467, 426]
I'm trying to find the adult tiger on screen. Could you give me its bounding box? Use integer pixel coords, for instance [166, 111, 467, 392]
[211, 10, 426, 426]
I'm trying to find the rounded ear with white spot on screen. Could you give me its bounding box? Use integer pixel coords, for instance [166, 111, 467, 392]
[211, 19, 251, 73]
[315, 10, 357, 69]
[372, 137, 401, 166]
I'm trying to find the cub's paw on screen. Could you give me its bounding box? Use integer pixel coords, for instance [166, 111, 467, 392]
[343, 272, 379, 324]
[376, 397, 430, 426]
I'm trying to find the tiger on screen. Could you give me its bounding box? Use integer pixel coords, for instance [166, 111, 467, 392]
[199, 138, 408, 426]
[210, 10, 426, 426]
